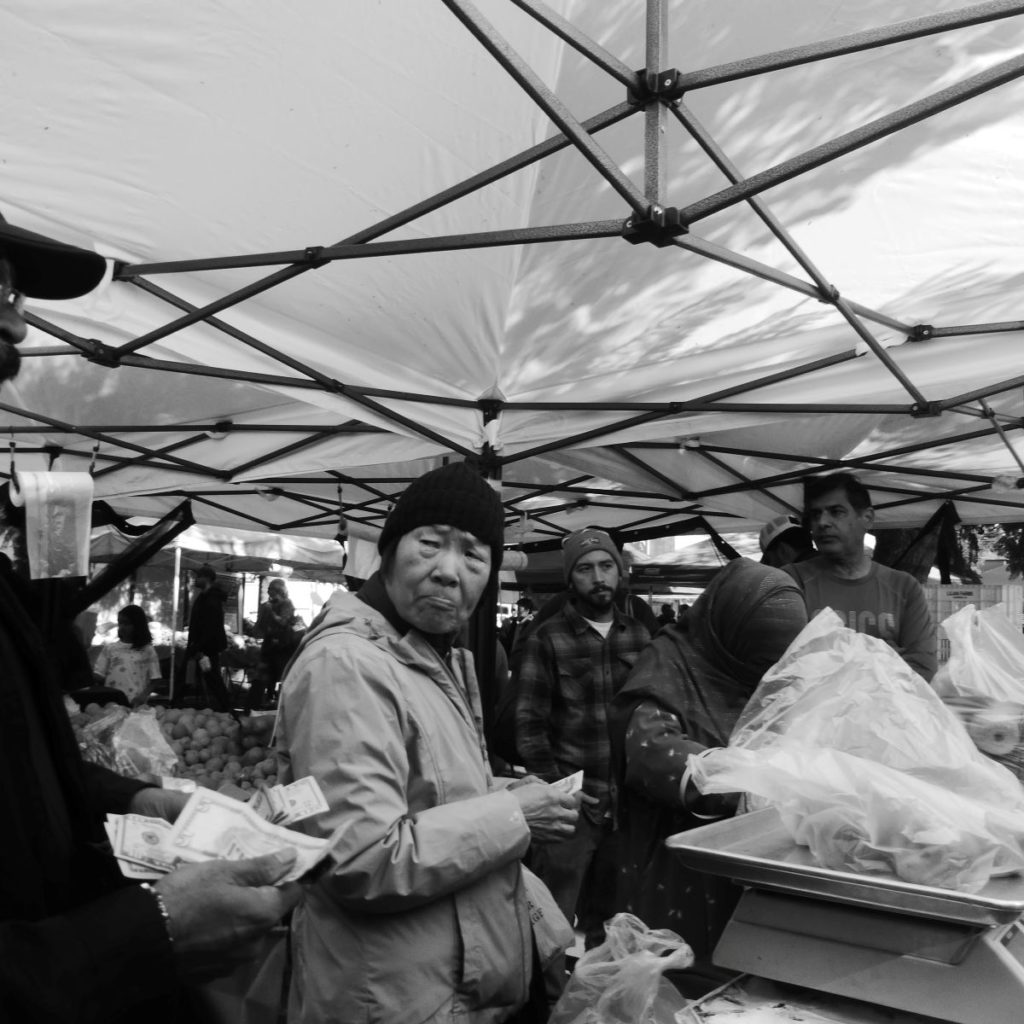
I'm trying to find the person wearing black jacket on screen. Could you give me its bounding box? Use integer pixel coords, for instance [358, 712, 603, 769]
[0, 211, 300, 1023]
[182, 563, 234, 712]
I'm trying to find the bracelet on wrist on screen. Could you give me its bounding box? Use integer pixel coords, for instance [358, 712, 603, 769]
[140, 882, 174, 945]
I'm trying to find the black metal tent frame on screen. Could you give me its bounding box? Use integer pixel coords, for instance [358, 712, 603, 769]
[10, 0, 1024, 546]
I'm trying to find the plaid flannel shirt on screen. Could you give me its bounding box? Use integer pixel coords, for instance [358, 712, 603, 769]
[515, 600, 650, 815]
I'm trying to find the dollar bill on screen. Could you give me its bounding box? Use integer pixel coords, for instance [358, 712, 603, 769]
[116, 813, 177, 872]
[167, 787, 330, 882]
[279, 776, 329, 823]
[250, 776, 328, 825]
[550, 769, 584, 796]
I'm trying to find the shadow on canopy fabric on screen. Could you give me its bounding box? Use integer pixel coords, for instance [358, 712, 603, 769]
[3, 1, 1024, 556]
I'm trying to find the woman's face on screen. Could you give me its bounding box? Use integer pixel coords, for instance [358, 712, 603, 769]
[117, 615, 133, 643]
[384, 524, 491, 635]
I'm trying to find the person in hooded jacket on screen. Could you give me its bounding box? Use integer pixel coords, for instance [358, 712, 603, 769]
[276, 460, 581, 1024]
[607, 557, 808, 998]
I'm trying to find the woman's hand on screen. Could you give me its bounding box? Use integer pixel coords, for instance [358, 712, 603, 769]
[511, 782, 582, 842]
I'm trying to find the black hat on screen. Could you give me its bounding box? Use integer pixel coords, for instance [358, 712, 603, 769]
[378, 462, 505, 577]
[0, 212, 106, 299]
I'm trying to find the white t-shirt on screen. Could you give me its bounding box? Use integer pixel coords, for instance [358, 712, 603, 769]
[93, 641, 162, 702]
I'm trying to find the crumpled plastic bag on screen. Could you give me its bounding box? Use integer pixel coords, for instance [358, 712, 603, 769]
[934, 603, 1024, 703]
[933, 604, 1024, 781]
[726, 608, 1024, 811]
[80, 705, 180, 779]
[689, 609, 1024, 892]
[548, 913, 695, 1024]
[691, 742, 1024, 892]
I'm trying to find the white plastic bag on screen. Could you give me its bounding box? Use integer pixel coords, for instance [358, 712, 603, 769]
[692, 742, 1024, 892]
[548, 913, 694, 1024]
[936, 603, 1024, 702]
[80, 705, 180, 779]
[689, 609, 1024, 892]
[727, 609, 1024, 810]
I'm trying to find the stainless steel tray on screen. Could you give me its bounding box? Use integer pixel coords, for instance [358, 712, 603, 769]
[666, 806, 1024, 927]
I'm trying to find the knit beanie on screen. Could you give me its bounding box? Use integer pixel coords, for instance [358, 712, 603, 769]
[562, 528, 624, 583]
[378, 461, 506, 577]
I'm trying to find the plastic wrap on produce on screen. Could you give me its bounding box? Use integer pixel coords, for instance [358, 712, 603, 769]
[689, 609, 1024, 892]
[935, 604, 1024, 781]
[78, 705, 179, 779]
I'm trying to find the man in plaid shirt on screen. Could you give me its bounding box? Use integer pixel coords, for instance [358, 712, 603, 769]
[515, 528, 651, 951]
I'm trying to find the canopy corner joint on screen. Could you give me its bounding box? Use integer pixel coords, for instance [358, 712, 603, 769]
[910, 401, 941, 418]
[627, 68, 685, 108]
[910, 324, 934, 342]
[81, 338, 122, 368]
[622, 205, 688, 247]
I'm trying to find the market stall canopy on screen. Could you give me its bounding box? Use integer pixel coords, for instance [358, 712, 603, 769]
[90, 522, 349, 581]
[5, 0, 1024, 550]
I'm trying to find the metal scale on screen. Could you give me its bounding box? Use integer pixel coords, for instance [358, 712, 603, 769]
[667, 807, 1024, 1024]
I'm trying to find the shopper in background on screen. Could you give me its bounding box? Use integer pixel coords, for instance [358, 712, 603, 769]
[515, 527, 651, 951]
[0, 210, 300, 1024]
[249, 576, 301, 710]
[93, 603, 163, 707]
[608, 557, 807, 997]
[758, 513, 815, 569]
[277, 460, 580, 1024]
[182, 564, 234, 711]
[784, 472, 937, 681]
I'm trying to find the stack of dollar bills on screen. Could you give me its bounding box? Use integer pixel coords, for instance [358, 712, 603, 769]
[105, 777, 332, 885]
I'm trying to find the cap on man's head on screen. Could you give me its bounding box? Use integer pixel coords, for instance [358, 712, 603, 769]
[0, 211, 106, 300]
[562, 527, 624, 583]
[377, 461, 506, 576]
[759, 514, 803, 553]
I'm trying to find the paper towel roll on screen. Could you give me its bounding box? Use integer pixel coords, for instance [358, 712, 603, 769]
[12, 471, 94, 579]
[967, 710, 1020, 756]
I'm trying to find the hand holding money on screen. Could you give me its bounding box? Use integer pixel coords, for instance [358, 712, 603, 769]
[108, 776, 332, 883]
[152, 850, 302, 982]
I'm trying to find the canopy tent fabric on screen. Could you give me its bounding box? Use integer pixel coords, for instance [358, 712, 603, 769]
[4, 1, 1024, 551]
[90, 522, 350, 581]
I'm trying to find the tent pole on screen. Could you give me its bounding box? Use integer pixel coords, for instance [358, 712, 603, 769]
[643, 0, 669, 205]
[169, 546, 182, 703]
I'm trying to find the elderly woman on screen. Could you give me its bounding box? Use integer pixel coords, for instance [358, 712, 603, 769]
[276, 462, 579, 1024]
[607, 558, 807, 996]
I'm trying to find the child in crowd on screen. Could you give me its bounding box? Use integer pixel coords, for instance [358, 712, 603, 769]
[92, 604, 163, 707]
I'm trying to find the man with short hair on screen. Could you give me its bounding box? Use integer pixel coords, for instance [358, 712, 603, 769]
[784, 472, 937, 680]
[0, 212, 299, 1023]
[515, 527, 651, 949]
[276, 460, 581, 1023]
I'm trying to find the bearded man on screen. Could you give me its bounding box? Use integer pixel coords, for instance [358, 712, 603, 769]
[515, 527, 651, 950]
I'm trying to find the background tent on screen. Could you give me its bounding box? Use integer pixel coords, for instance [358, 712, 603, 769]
[90, 523, 349, 582]
[3, 1, 1024, 552]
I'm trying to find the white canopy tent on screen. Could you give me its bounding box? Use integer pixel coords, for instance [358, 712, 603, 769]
[89, 522, 350, 581]
[4, 1, 1024, 552]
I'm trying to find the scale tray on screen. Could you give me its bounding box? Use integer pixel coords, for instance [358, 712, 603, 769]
[666, 806, 1024, 927]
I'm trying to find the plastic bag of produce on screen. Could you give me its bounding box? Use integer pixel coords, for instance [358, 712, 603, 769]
[548, 913, 695, 1024]
[80, 705, 179, 779]
[687, 609, 1024, 892]
[726, 609, 1024, 811]
[691, 742, 1024, 892]
[935, 603, 1024, 703]
[933, 604, 1024, 781]
[79, 705, 130, 771]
